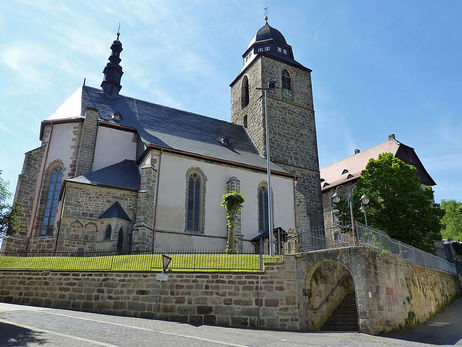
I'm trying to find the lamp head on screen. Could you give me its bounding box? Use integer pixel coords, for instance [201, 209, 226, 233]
[360, 194, 370, 205]
[331, 192, 341, 204]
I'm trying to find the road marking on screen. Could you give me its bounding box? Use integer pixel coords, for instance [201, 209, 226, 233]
[0, 318, 118, 346]
[41, 311, 249, 347]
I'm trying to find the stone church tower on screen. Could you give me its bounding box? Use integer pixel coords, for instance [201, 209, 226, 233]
[230, 19, 323, 239]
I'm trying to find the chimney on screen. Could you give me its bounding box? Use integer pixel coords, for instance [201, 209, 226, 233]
[388, 134, 396, 140]
[354, 149, 360, 154]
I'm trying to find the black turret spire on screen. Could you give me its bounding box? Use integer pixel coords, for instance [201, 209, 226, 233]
[101, 30, 123, 98]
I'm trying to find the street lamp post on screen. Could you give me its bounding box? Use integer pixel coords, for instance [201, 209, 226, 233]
[331, 187, 369, 246]
[257, 81, 276, 256]
[359, 194, 370, 227]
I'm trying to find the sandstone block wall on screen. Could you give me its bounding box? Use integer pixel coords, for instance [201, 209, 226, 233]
[0, 257, 299, 330]
[57, 182, 138, 252]
[13, 146, 46, 241]
[296, 247, 460, 334]
[0, 248, 458, 334]
[230, 55, 323, 230]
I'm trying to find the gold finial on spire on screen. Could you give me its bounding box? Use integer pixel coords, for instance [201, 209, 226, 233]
[264, 7, 269, 23]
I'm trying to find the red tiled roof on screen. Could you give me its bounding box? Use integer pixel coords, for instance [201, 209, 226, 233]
[320, 135, 436, 191]
[320, 138, 401, 191]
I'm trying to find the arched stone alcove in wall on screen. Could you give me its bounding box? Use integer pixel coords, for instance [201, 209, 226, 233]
[303, 258, 358, 331]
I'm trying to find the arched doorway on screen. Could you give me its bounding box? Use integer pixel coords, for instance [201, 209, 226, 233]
[304, 259, 358, 331]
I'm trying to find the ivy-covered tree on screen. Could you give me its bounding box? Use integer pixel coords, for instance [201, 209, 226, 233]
[335, 153, 443, 253]
[0, 171, 23, 239]
[221, 191, 245, 254]
[440, 200, 462, 241]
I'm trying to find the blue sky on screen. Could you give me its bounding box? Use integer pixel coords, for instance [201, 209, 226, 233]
[0, 0, 461, 202]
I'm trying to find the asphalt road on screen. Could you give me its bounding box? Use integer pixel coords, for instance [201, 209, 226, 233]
[0, 298, 461, 346]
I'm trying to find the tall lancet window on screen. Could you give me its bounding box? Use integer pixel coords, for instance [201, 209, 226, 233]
[241, 75, 250, 108]
[41, 167, 63, 236]
[258, 185, 269, 233]
[185, 168, 206, 233]
[282, 69, 293, 100]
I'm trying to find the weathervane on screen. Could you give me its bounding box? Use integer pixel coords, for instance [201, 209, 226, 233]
[264, 7, 269, 23]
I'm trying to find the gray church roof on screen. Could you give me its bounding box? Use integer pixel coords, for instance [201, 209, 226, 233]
[50, 85, 286, 173]
[67, 159, 140, 191]
[98, 201, 131, 222]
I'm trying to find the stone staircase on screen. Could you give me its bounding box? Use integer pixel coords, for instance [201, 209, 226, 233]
[321, 293, 359, 331]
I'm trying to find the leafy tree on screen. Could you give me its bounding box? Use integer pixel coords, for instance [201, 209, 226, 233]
[335, 153, 443, 253]
[0, 171, 23, 239]
[440, 200, 462, 241]
[221, 191, 245, 254]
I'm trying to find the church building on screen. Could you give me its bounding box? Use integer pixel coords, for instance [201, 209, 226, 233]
[2, 19, 323, 254]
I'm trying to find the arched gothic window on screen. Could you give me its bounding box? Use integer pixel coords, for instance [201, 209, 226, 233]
[282, 70, 291, 90]
[104, 225, 112, 240]
[40, 166, 63, 236]
[241, 76, 249, 108]
[185, 168, 206, 233]
[258, 185, 269, 233]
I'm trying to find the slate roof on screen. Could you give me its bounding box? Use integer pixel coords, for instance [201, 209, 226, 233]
[98, 201, 131, 222]
[50, 86, 285, 173]
[320, 135, 436, 191]
[67, 159, 140, 191]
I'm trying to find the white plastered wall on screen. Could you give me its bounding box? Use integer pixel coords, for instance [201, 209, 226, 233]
[45, 123, 77, 179]
[92, 126, 137, 171]
[153, 151, 295, 251]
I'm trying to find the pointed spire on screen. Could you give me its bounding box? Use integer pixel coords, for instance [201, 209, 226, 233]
[101, 30, 124, 98]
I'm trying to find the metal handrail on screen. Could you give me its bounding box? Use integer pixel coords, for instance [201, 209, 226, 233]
[311, 274, 349, 311]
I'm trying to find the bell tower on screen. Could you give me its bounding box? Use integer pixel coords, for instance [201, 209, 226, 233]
[230, 18, 324, 236]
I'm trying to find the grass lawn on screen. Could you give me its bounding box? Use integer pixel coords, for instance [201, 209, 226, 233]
[0, 253, 282, 272]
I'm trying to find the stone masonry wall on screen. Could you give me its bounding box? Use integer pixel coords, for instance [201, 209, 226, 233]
[75, 108, 99, 177]
[231, 56, 323, 229]
[13, 146, 46, 240]
[57, 182, 138, 252]
[296, 247, 460, 334]
[133, 153, 157, 251]
[0, 248, 459, 334]
[0, 257, 299, 330]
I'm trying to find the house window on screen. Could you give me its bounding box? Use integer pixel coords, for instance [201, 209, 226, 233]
[243, 115, 248, 128]
[264, 46, 270, 51]
[258, 185, 269, 233]
[277, 47, 282, 52]
[241, 76, 249, 108]
[40, 166, 63, 236]
[334, 232, 341, 241]
[104, 225, 112, 240]
[283, 49, 287, 54]
[186, 168, 206, 233]
[257, 47, 263, 53]
[333, 212, 338, 223]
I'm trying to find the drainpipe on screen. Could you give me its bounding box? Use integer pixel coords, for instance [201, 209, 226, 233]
[26, 123, 54, 252]
[292, 173, 299, 251]
[151, 148, 163, 251]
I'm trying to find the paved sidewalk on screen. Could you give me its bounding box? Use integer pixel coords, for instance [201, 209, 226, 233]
[0, 301, 459, 346]
[384, 296, 462, 346]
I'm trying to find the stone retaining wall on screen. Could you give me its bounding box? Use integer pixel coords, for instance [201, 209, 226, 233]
[0, 257, 299, 330]
[0, 248, 459, 334]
